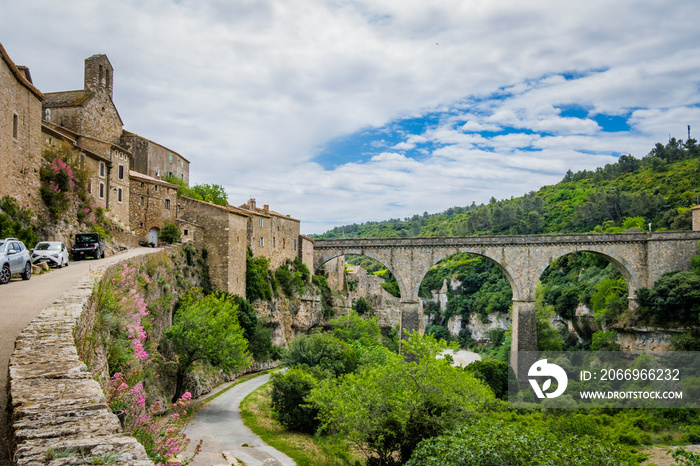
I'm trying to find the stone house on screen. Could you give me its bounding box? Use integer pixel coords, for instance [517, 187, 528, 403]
[178, 196, 249, 296]
[120, 131, 190, 185]
[299, 234, 315, 275]
[0, 42, 45, 213]
[129, 171, 179, 245]
[42, 54, 132, 227]
[238, 198, 303, 270]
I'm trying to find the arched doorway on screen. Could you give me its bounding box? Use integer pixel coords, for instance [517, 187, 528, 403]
[148, 227, 160, 247]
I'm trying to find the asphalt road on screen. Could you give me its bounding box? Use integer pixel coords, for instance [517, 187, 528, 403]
[0, 247, 159, 464]
[184, 373, 295, 466]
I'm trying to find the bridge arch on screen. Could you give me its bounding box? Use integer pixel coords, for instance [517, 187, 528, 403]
[315, 250, 406, 299]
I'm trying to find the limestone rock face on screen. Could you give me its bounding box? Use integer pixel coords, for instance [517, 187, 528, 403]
[617, 327, 679, 351]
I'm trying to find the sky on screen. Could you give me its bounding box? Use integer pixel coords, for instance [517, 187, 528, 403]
[3, 1, 700, 234]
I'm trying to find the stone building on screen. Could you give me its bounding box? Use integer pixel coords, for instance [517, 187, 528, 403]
[693, 205, 700, 231]
[0, 42, 45, 213]
[178, 196, 248, 296]
[129, 171, 179, 245]
[299, 234, 315, 275]
[120, 131, 190, 185]
[238, 198, 302, 270]
[42, 54, 132, 227]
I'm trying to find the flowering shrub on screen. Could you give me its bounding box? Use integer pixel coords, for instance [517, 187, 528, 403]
[106, 371, 200, 464]
[40, 156, 76, 218]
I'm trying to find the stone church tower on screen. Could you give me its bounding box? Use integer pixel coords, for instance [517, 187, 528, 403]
[84, 54, 113, 100]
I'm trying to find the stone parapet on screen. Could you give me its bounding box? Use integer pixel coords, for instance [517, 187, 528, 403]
[8, 258, 154, 465]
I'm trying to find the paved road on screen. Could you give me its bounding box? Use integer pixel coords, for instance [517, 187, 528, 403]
[0, 247, 160, 464]
[184, 373, 295, 466]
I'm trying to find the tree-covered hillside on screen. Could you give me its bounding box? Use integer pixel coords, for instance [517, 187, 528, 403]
[314, 137, 700, 239]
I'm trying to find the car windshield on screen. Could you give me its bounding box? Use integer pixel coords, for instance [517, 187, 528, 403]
[36, 243, 61, 251]
[76, 234, 98, 243]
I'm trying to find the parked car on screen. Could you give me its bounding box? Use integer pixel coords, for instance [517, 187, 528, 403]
[72, 232, 105, 260]
[31, 241, 70, 268]
[0, 237, 32, 284]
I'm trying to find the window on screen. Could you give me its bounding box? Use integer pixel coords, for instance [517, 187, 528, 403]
[259, 237, 264, 247]
[169, 154, 173, 163]
[117, 187, 123, 203]
[12, 114, 18, 139]
[184, 229, 189, 236]
[118, 164, 124, 180]
[154, 185, 158, 192]
[140, 182, 144, 188]
[140, 196, 144, 206]
[88, 182, 92, 195]
[259, 218, 263, 228]
[165, 199, 171, 210]
[99, 162, 105, 178]
[99, 182, 105, 199]
[79, 153, 85, 168]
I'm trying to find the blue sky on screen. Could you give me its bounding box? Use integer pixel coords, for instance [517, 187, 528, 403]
[3, 1, 700, 233]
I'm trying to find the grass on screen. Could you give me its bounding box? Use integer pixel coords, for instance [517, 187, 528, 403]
[240, 381, 363, 466]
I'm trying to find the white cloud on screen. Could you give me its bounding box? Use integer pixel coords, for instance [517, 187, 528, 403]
[3, 0, 700, 233]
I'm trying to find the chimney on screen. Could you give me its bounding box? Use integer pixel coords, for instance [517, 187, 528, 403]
[263, 204, 269, 211]
[249, 198, 256, 209]
[692, 205, 700, 231]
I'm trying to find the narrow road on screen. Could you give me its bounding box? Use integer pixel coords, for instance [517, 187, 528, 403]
[0, 247, 160, 464]
[184, 373, 295, 466]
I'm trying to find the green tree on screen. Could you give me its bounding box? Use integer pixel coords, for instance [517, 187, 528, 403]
[283, 332, 358, 377]
[331, 311, 381, 347]
[191, 183, 228, 206]
[309, 333, 494, 465]
[590, 277, 628, 325]
[636, 271, 700, 325]
[165, 290, 251, 401]
[246, 249, 273, 301]
[463, 359, 509, 400]
[590, 330, 621, 351]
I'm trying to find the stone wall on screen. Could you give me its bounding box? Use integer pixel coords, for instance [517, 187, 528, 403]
[8, 254, 155, 465]
[178, 196, 247, 296]
[120, 132, 190, 185]
[128, 172, 178, 244]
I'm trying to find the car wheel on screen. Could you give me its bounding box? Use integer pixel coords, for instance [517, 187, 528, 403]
[0, 265, 10, 284]
[100, 251, 105, 259]
[21, 262, 31, 280]
[59, 258, 65, 268]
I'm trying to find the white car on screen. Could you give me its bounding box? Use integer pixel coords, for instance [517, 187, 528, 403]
[31, 241, 70, 268]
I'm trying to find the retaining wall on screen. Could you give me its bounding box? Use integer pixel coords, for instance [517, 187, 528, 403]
[8, 257, 155, 465]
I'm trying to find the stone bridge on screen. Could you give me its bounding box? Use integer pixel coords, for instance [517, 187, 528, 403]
[314, 231, 700, 372]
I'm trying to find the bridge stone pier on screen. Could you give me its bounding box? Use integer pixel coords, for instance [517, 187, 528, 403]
[314, 231, 700, 375]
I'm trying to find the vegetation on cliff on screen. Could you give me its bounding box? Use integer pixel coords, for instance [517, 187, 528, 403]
[315, 138, 699, 240]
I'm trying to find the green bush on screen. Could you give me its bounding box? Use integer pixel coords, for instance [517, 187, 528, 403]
[406, 418, 629, 466]
[270, 366, 320, 434]
[159, 222, 182, 244]
[353, 296, 373, 316]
